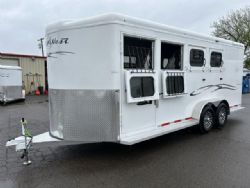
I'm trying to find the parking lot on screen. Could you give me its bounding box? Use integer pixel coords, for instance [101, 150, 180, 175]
[0, 94, 249, 188]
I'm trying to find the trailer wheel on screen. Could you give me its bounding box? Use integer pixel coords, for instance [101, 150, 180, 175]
[199, 106, 215, 133]
[215, 103, 228, 129]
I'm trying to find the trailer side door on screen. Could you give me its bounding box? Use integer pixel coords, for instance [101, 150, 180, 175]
[121, 35, 158, 135]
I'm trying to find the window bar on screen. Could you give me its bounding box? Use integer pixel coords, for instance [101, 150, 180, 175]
[146, 48, 149, 70]
[175, 72, 177, 95]
[179, 72, 181, 94]
[136, 47, 141, 71]
[147, 48, 152, 70]
[183, 72, 184, 92]
[131, 46, 137, 71]
[131, 46, 134, 69]
[145, 47, 150, 70]
[174, 72, 177, 95]
[170, 72, 172, 95]
[138, 46, 141, 70]
[167, 72, 169, 95]
[142, 77, 144, 97]
[172, 72, 174, 95]
[171, 72, 173, 95]
[142, 47, 147, 69]
[138, 46, 142, 72]
[143, 47, 146, 70]
[137, 46, 141, 72]
[143, 47, 147, 71]
[178, 72, 180, 94]
[151, 44, 154, 70]
[171, 73, 175, 95]
[180, 72, 182, 94]
[174, 72, 176, 95]
[127, 46, 131, 69]
[180, 72, 183, 94]
[169, 72, 173, 95]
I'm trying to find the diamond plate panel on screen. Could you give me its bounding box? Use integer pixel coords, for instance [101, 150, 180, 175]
[49, 89, 120, 142]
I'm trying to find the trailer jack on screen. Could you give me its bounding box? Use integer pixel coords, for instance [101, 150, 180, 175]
[17, 118, 32, 165]
[6, 118, 61, 165]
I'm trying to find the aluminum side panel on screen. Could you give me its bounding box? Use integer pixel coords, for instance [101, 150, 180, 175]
[49, 89, 120, 142]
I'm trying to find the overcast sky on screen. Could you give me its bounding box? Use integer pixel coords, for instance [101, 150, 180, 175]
[0, 0, 249, 56]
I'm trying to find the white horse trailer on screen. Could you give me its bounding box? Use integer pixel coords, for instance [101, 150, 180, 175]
[6, 14, 244, 159]
[44, 13, 244, 145]
[0, 65, 25, 104]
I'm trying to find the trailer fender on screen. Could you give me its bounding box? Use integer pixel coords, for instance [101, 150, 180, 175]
[192, 98, 224, 121]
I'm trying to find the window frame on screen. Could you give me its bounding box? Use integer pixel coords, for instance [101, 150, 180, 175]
[161, 41, 184, 70]
[130, 76, 155, 98]
[190, 48, 205, 67]
[210, 51, 223, 68]
[162, 71, 185, 98]
[125, 71, 159, 103]
[123, 34, 155, 70]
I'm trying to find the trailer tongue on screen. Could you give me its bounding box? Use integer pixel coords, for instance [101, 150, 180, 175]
[6, 118, 61, 165]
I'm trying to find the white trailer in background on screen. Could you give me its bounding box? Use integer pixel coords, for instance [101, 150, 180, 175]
[0, 65, 25, 104]
[6, 13, 244, 163]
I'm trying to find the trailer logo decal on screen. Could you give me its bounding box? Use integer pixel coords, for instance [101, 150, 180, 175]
[47, 51, 75, 58]
[190, 84, 236, 96]
[46, 37, 69, 48]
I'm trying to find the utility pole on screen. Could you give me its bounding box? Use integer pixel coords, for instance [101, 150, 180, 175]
[37, 38, 44, 57]
[37, 37, 48, 92]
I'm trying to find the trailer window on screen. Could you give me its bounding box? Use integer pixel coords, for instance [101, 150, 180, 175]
[161, 42, 182, 70]
[210, 52, 222, 67]
[124, 36, 154, 69]
[166, 76, 184, 95]
[130, 77, 154, 98]
[190, 49, 204, 67]
[164, 72, 184, 96]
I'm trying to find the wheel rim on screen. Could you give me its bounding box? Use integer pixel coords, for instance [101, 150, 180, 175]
[204, 111, 213, 130]
[218, 107, 226, 125]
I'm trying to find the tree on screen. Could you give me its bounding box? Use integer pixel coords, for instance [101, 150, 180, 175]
[211, 6, 250, 69]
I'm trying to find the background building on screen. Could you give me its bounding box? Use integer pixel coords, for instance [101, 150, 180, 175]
[0, 52, 47, 94]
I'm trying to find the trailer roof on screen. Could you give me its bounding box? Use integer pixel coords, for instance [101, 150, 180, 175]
[0, 65, 22, 70]
[46, 13, 244, 48]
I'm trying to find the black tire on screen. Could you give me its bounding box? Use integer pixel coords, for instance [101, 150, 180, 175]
[215, 103, 228, 129]
[198, 106, 215, 134]
[20, 98, 25, 103]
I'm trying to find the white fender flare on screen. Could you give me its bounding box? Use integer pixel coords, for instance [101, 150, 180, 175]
[192, 98, 225, 121]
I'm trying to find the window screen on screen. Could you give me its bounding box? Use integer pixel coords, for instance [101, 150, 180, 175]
[124, 36, 153, 69]
[190, 49, 204, 67]
[210, 52, 222, 67]
[161, 43, 182, 70]
[130, 77, 154, 98]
